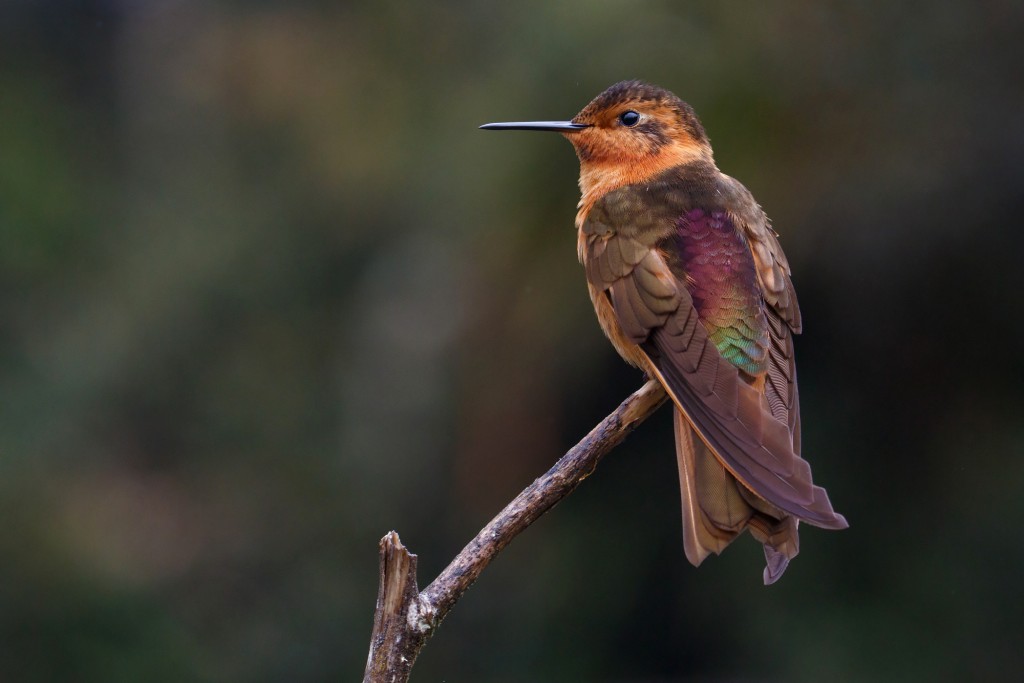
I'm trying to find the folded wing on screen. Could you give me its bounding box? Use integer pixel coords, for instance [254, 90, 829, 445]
[581, 187, 847, 531]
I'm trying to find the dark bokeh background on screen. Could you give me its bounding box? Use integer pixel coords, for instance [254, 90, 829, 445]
[3, 1, 1023, 681]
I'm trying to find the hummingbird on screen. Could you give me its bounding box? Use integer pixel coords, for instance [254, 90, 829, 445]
[481, 81, 847, 584]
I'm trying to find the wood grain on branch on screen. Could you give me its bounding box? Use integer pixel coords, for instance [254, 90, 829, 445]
[362, 379, 667, 683]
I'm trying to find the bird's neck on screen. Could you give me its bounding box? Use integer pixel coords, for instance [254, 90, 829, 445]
[574, 140, 713, 228]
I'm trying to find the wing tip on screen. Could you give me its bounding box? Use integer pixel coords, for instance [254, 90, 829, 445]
[801, 486, 849, 529]
[798, 506, 849, 530]
[827, 511, 850, 530]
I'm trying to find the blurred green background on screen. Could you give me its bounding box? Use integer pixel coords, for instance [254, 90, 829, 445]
[2, 1, 1022, 681]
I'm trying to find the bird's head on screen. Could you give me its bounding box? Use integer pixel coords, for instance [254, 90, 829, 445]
[482, 81, 713, 201]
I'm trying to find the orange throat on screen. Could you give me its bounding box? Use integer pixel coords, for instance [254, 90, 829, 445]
[574, 139, 711, 229]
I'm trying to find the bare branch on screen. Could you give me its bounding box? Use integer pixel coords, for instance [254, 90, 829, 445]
[363, 532, 426, 682]
[362, 380, 667, 683]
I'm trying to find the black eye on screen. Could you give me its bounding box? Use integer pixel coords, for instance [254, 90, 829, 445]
[619, 110, 641, 127]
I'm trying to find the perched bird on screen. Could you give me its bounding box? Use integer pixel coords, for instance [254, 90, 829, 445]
[481, 81, 847, 584]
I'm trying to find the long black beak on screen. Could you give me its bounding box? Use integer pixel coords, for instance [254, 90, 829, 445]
[479, 121, 589, 132]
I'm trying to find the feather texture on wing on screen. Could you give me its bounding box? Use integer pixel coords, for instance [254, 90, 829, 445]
[579, 162, 847, 582]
